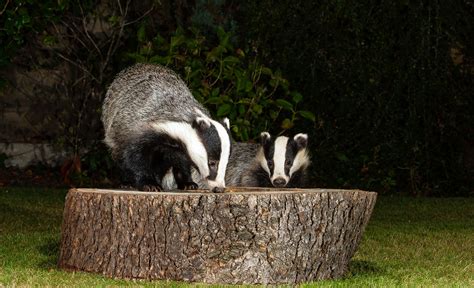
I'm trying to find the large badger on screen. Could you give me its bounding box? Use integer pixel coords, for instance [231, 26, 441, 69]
[192, 132, 310, 188]
[102, 63, 231, 192]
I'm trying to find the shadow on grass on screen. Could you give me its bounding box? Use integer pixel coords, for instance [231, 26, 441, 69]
[37, 239, 60, 270]
[347, 260, 384, 277]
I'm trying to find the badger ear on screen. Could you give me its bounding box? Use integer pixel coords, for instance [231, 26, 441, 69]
[193, 116, 211, 131]
[294, 133, 308, 150]
[221, 118, 230, 129]
[260, 132, 271, 146]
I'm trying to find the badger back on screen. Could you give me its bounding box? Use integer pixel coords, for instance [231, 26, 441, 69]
[102, 63, 211, 152]
[257, 133, 310, 187]
[225, 142, 260, 186]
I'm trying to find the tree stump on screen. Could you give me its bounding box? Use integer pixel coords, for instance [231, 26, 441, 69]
[58, 188, 377, 284]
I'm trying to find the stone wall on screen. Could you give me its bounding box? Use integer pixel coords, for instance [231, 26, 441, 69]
[0, 64, 67, 167]
[0, 143, 66, 168]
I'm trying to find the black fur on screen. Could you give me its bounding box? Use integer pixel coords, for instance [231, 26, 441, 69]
[284, 138, 299, 176]
[261, 134, 275, 175]
[119, 130, 197, 191]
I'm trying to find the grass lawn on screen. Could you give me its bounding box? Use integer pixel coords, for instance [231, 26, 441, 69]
[0, 187, 473, 287]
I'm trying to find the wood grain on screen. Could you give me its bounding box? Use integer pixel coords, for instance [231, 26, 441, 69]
[58, 188, 377, 284]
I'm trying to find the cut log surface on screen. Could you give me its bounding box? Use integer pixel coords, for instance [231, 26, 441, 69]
[58, 188, 377, 284]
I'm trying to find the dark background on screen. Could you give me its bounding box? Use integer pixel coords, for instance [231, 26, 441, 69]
[0, 0, 472, 196]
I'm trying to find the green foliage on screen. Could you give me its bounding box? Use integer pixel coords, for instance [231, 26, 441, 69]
[0, 0, 70, 67]
[126, 26, 313, 141]
[241, 0, 474, 195]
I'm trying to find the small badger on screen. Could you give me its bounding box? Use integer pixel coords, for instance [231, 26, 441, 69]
[227, 132, 310, 187]
[192, 132, 310, 188]
[101, 63, 232, 192]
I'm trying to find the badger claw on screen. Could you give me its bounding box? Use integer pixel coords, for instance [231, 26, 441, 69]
[179, 182, 198, 190]
[119, 185, 135, 191]
[141, 184, 163, 192]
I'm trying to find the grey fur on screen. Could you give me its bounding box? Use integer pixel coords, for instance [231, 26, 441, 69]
[102, 63, 231, 191]
[102, 63, 210, 158]
[193, 135, 310, 188]
[190, 141, 260, 188]
[225, 142, 261, 186]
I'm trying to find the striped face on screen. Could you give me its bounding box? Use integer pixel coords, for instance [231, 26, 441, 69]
[258, 132, 310, 187]
[193, 116, 231, 193]
[151, 116, 231, 193]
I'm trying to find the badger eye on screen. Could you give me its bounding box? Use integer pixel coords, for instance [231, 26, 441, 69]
[267, 160, 274, 169]
[285, 159, 292, 167]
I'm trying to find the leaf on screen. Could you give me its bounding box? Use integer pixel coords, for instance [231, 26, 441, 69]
[152, 34, 166, 48]
[236, 78, 252, 93]
[216, 26, 226, 41]
[211, 88, 220, 97]
[270, 110, 279, 120]
[275, 99, 293, 111]
[238, 98, 251, 104]
[238, 104, 246, 115]
[207, 97, 223, 105]
[42, 35, 57, 46]
[108, 15, 120, 25]
[252, 104, 262, 114]
[223, 56, 240, 64]
[206, 46, 225, 62]
[217, 104, 232, 117]
[336, 152, 349, 162]
[269, 78, 278, 88]
[170, 34, 185, 50]
[291, 92, 303, 103]
[125, 52, 147, 62]
[299, 110, 316, 121]
[261, 67, 273, 76]
[281, 118, 294, 129]
[244, 79, 253, 92]
[137, 24, 146, 43]
[216, 26, 231, 48]
[149, 55, 169, 65]
[241, 128, 249, 141]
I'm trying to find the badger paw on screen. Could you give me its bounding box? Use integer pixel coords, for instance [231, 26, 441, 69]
[179, 182, 198, 190]
[141, 184, 163, 192]
[119, 184, 135, 191]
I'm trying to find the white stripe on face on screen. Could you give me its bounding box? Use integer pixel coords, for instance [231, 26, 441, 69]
[151, 121, 209, 178]
[271, 136, 290, 183]
[208, 119, 231, 189]
[289, 149, 310, 177]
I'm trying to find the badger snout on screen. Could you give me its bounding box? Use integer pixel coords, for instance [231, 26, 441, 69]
[211, 186, 225, 193]
[207, 179, 226, 193]
[272, 177, 287, 187]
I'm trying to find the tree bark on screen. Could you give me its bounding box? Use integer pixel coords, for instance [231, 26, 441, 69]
[58, 188, 377, 284]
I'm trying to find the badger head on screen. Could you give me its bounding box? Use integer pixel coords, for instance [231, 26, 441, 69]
[258, 132, 310, 187]
[192, 116, 232, 193]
